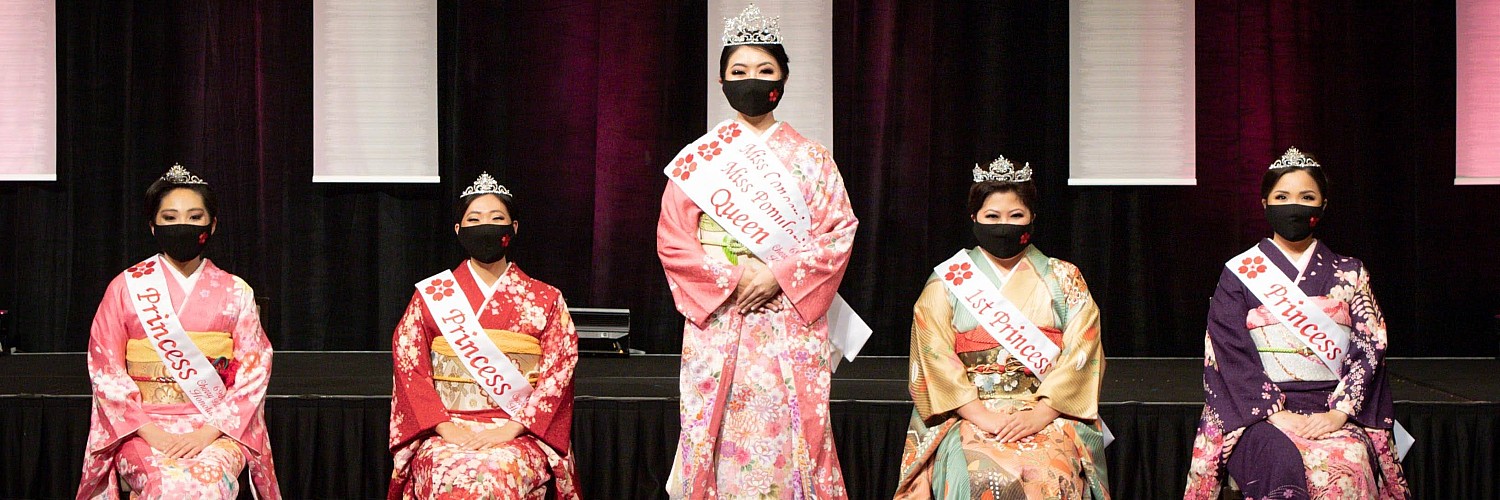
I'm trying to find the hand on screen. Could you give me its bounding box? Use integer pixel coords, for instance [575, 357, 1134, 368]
[160, 425, 221, 459]
[434, 422, 475, 444]
[994, 404, 1059, 443]
[1268, 410, 1310, 436]
[1296, 410, 1348, 439]
[135, 423, 176, 451]
[455, 421, 526, 450]
[734, 258, 782, 314]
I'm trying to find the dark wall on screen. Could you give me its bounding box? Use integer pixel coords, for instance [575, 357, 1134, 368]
[1, 1, 1494, 356]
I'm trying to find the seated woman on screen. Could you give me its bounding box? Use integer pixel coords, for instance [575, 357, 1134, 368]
[1185, 147, 1408, 499]
[896, 157, 1109, 499]
[77, 164, 280, 499]
[388, 172, 580, 499]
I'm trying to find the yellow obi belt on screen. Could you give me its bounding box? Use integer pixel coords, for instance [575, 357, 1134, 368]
[125, 331, 233, 404]
[430, 329, 542, 385]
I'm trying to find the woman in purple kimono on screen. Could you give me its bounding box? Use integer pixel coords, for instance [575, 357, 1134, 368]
[1184, 147, 1408, 499]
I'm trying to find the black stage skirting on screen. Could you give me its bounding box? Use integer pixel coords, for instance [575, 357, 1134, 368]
[2, 354, 1496, 499]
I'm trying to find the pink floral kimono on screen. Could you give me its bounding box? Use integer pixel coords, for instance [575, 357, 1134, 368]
[77, 256, 279, 499]
[657, 121, 858, 498]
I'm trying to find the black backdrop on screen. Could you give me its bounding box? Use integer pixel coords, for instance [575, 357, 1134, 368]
[1, 1, 1497, 357]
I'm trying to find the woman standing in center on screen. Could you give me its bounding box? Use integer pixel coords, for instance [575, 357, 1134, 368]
[656, 4, 858, 498]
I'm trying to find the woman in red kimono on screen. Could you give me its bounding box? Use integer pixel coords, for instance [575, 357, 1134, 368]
[77, 164, 280, 499]
[388, 172, 580, 499]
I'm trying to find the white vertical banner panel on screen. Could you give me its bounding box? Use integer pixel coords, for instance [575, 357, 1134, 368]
[1068, 0, 1195, 186]
[313, 0, 439, 183]
[708, 1, 833, 151]
[0, 0, 56, 181]
[1457, 0, 1500, 185]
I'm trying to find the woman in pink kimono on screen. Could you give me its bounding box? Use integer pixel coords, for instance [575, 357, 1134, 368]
[656, 5, 858, 498]
[77, 165, 280, 499]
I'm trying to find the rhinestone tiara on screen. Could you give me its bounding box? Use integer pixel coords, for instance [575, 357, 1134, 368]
[460, 172, 512, 198]
[1268, 146, 1322, 170]
[722, 4, 782, 46]
[972, 155, 1034, 183]
[159, 164, 207, 185]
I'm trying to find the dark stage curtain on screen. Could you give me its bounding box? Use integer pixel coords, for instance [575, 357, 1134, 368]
[0, 2, 1496, 355]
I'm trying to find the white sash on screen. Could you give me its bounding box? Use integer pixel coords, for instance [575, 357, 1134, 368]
[935, 250, 1113, 446]
[935, 251, 1060, 379]
[416, 270, 533, 416]
[1229, 245, 1412, 460]
[666, 120, 871, 365]
[1227, 245, 1349, 375]
[121, 256, 230, 427]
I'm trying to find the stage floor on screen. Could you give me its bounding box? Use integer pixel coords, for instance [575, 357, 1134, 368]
[3, 352, 1496, 403]
[3, 354, 1497, 499]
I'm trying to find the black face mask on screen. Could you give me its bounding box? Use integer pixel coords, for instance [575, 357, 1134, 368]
[721, 78, 785, 117]
[1265, 204, 1324, 242]
[154, 223, 212, 262]
[972, 221, 1033, 260]
[458, 224, 515, 264]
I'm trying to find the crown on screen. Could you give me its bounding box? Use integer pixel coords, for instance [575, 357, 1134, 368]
[159, 163, 207, 185]
[1269, 147, 1321, 170]
[460, 172, 512, 198]
[972, 155, 1033, 183]
[722, 4, 782, 46]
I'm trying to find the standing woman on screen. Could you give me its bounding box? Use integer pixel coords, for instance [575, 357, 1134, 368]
[389, 173, 580, 499]
[896, 158, 1109, 499]
[77, 165, 280, 499]
[656, 4, 858, 498]
[1185, 148, 1408, 499]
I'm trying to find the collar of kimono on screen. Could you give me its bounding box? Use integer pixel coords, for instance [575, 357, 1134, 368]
[416, 269, 533, 415]
[1228, 244, 1348, 375]
[936, 249, 1061, 379]
[120, 256, 231, 426]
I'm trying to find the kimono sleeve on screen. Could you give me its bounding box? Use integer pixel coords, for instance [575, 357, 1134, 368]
[389, 293, 452, 451]
[1204, 267, 1285, 432]
[768, 148, 858, 324]
[216, 277, 272, 452]
[909, 279, 979, 423]
[1329, 263, 1393, 428]
[84, 276, 151, 452]
[1034, 262, 1104, 421]
[512, 295, 578, 454]
[657, 182, 742, 328]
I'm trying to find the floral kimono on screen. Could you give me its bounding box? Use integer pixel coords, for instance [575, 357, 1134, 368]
[389, 262, 580, 499]
[1185, 239, 1408, 499]
[656, 121, 858, 498]
[896, 246, 1108, 500]
[77, 256, 279, 499]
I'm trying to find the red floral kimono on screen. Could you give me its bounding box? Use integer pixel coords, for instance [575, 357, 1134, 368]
[77, 256, 280, 499]
[657, 121, 858, 498]
[389, 262, 579, 499]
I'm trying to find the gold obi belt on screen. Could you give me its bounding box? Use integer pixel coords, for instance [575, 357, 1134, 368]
[125, 331, 234, 405]
[430, 329, 542, 385]
[959, 347, 1042, 400]
[698, 214, 750, 264]
[430, 329, 543, 412]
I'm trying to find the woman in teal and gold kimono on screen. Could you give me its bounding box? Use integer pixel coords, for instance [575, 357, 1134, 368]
[896, 157, 1109, 500]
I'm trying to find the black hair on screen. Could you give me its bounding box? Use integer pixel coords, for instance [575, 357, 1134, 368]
[1260, 166, 1330, 201]
[967, 180, 1039, 217]
[144, 180, 217, 223]
[719, 44, 790, 80]
[455, 192, 519, 223]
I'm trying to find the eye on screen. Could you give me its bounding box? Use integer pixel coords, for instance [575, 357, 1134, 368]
[1274, 194, 1287, 200]
[731, 69, 745, 76]
[161, 215, 176, 222]
[466, 218, 479, 223]
[1302, 194, 1316, 201]
[759, 68, 774, 75]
